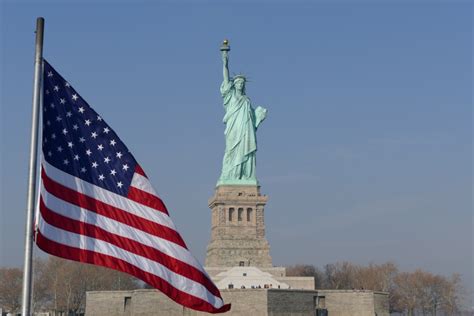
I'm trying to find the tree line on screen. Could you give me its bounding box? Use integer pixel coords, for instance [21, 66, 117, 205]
[286, 261, 467, 316]
[0, 257, 138, 315]
[0, 258, 468, 315]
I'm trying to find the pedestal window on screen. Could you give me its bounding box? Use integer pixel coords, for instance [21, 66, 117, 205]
[229, 208, 234, 221]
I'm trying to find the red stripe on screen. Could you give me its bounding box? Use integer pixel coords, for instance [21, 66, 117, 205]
[39, 197, 221, 297]
[35, 232, 231, 314]
[41, 168, 187, 248]
[135, 164, 147, 177]
[128, 186, 169, 215]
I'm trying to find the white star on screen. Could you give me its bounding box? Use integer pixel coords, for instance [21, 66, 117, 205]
[117, 181, 123, 188]
[60, 98, 66, 104]
[97, 144, 104, 151]
[51, 133, 56, 139]
[46, 120, 51, 126]
[44, 138, 48, 144]
[62, 128, 68, 135]
[79, 137, 86, 143]
[91, 132, 98, 139]
[116, 152, 123, 159]
[99, 174, 105, 181]
[97, 115, 102, 121]
[47, 151, 52, 157]
[103, 127, 110, 134]
[110, 169, 117, 176]
[86, 149, 92, 156]
[85, 119, 91, 126]
[92, 161, 98, 168]
[72, 94, 78, 101]
[78, 107, 85, 113]
[50, 103, 55, 108]
[66, 111, 72, 117]
[73, 124, 79, 130]
[80, 167, 87, 173]
[57, 146, 63, 152]
[56, 115, 62, 122]
[110, 139, 117, 146]
[47, 71, 53, 77]
[63, 159, 69, 165]
[45, 90, 50, 95]
[122, 164, 129, 171]
[53, 85, 59, 91]
[104, 157, 111, 164]
[65, 82, 70, 87]
[73, 154, 80, 160]
[67, 141, 74, 148]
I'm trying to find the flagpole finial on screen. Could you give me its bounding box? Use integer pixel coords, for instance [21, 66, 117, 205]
[35, 17, 44, 32]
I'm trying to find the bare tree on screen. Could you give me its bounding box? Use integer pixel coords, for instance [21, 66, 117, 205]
[32, 257, 50, 312]
[440, 273, 463, 316]
[0, 267, 22, 313]
[323, 261, 358, 289]
[36, 256, 139, 315]
[353, 262, 398, 292]
[392, 271, 419, 315]
[391, 269, 465, 315]
[285, 261, 468, 314]
[286, 264, 316, 277]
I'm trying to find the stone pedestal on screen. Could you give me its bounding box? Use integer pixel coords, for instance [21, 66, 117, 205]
[205, 185, 272, 268]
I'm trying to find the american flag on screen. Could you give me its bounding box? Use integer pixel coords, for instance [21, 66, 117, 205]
[36, 59, 230, 313]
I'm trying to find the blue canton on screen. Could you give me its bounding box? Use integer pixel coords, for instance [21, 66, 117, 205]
[42, 59, 137, 196]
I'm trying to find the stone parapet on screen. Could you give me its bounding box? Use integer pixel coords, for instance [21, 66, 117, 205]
[208, 185, 268, 207]
[276, 276, 315, 290]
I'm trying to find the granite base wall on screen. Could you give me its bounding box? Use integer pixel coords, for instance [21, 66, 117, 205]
[86, 289, 389, 316]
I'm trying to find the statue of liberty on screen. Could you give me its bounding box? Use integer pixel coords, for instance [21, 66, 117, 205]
[217, 40, 268, 186]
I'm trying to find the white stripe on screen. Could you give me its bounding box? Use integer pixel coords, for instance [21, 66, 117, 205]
[131, 173, 157, 195]
[40, 183, 205, 273]
[37, 217, 223, 309]
[42, 159, 176, 231]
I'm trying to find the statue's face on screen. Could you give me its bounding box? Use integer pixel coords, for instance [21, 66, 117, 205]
[235, 79, 245, 91]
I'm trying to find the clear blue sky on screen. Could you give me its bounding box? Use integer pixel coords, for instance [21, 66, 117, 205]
[1, 0, 472, 305]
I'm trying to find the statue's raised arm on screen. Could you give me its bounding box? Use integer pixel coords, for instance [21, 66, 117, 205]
[221, 39, 230, 84]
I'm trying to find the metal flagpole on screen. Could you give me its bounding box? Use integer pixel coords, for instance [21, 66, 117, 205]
[21, 17, 44, 316]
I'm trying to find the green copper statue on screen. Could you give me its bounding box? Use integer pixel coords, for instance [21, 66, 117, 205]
[217, 39, 268, 186]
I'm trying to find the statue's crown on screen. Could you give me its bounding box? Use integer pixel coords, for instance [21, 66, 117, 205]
[233, 74, 247, 82]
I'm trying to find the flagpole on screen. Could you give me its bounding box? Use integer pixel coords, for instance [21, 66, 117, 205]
[21, 17, 44, 316]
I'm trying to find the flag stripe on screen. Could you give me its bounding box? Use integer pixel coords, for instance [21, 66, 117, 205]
[135, 164, 147, 177]
[129, 172, 169, 214]
[38, 198, 221, 297]
[40, 186, 205, 273]
[42, 158, 171, 219]
[36, 218, 223, 307]
[131, 172, 156, 195]
[35, 232, 230, 313]
[41, 168, 187, 248]
[128, 186, 169, 215]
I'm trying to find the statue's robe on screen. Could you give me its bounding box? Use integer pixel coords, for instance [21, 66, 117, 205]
[218, 79, 266, 185]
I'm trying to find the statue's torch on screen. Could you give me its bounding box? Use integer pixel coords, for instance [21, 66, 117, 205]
[220, 39, 231, 52]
